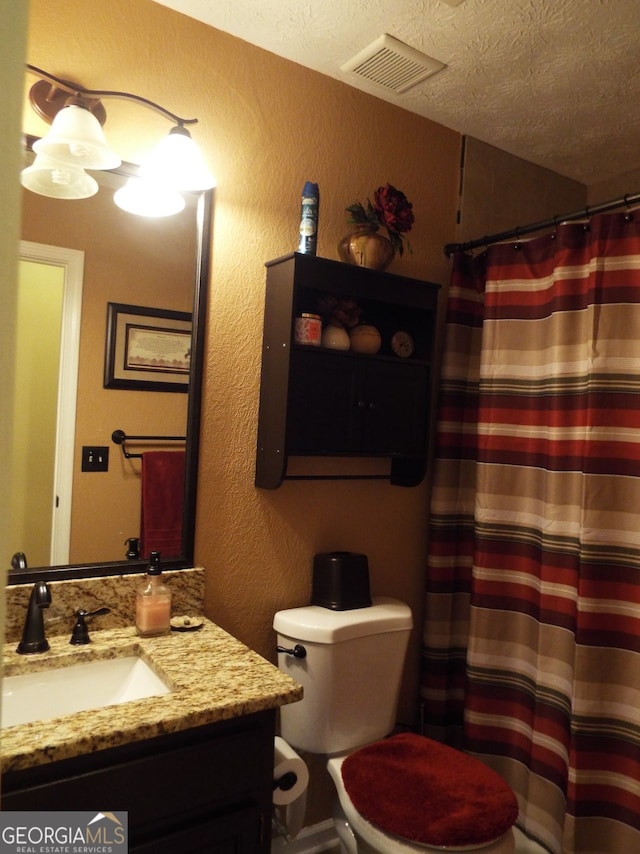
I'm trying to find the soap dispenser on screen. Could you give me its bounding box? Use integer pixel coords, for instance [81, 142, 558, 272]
[136, 551, 172, 637]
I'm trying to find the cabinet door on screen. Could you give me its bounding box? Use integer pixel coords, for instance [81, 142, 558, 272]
[287, 349, 362, 453]
[287, 349, 430, 458]
[2, 715, 274, 854]
[131, 804, 262, 853]
[362, 360, 430, 455]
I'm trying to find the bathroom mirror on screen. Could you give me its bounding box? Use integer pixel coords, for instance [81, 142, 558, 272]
[8, 137, 213, 584]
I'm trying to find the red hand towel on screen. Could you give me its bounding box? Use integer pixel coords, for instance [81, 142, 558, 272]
[140, 451, 185, 559]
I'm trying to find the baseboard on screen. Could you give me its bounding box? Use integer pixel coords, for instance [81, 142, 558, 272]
[271, 819, 340, 853]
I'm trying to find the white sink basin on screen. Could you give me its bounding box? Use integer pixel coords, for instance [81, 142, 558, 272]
[1, 655, 172, 728]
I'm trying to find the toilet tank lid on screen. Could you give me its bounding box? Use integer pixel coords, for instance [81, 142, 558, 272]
[273, 597, 412, 643]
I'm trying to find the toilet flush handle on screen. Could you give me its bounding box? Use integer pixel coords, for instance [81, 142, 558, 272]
[277, 644, 307, 659]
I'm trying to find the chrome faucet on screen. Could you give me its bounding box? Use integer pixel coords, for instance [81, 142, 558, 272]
[17, 580, 52, 654]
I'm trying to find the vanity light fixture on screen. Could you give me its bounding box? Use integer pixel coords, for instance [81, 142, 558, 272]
[31, 92, 121, 171]
[21, 151, 100, 199]
[22, 64, 216, 214]
[113, 177, 186, 218]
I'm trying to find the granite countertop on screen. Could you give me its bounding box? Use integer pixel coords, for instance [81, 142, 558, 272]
[1, 618, 302, 775]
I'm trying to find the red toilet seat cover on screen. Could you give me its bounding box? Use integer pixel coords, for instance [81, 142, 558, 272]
[341, 733, 518, 848]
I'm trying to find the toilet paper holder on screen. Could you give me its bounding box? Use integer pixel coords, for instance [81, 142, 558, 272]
[273, 769, 299, 793]
[273, 736, 309, 840]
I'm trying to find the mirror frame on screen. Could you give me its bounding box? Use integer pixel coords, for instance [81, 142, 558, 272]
[9, 137, 213, 585]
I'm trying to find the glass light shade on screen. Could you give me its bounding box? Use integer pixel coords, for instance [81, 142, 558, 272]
[21, 153, 99, 199]
[33, 104, 121, 170]
[139, 126, 216, 191]
[113, 177, 186, 217]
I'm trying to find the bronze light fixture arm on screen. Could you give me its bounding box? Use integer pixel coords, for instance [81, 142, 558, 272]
[26, 63, 199, 127]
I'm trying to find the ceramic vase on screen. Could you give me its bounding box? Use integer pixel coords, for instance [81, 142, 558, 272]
[337, 223, 395, 271]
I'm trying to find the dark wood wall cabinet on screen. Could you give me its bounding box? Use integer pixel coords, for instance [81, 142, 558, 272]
[1, 711, 275, 853]
[255, 253, 440, 489]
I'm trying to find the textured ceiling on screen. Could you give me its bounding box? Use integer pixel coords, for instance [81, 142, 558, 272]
[153, 0, 640, 186]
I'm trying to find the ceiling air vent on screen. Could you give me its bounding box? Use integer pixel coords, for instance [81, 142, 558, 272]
[341, 34, 446, 94]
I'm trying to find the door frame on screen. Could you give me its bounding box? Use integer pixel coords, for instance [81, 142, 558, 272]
[19, 241, 84, 565]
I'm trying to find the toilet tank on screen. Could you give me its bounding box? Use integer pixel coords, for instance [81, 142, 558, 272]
[274, 597, 412, 755]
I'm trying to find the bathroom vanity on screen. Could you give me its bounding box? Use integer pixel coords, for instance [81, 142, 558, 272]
[1, 596, 302, 853]
[3, 710, 275, 852]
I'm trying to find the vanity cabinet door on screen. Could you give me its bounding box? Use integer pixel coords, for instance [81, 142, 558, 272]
[131, 804, 261, 853]
[1, 711, 274, 854]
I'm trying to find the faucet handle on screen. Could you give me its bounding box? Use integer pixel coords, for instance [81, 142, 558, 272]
[70, 607, 111, 645]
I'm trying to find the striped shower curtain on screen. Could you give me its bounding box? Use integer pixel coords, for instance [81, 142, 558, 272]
[421, 210, 640, 854]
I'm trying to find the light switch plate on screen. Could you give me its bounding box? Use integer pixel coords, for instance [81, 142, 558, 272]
[82, 446, 109, 472]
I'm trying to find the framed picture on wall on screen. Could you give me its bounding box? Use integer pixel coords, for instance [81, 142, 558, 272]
[104, 302, 192, 392]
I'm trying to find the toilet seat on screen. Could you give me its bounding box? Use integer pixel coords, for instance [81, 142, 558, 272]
[328, 756, 515, 853]
[327, 733, 517, 854]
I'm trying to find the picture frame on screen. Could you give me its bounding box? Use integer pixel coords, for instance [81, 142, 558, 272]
[104, 302, 192, 392]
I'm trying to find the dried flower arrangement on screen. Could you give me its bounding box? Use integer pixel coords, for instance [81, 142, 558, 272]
[316, 294, 361, 329]
[346, 184, 414, 256]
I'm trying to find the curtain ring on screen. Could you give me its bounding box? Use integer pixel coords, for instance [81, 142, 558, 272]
[513, 226, 522, 250]
[623, 194, 634, 221]
[583, 205, 590, 232]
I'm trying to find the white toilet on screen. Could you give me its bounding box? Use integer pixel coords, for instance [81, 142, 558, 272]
[274, 597, 518, 854]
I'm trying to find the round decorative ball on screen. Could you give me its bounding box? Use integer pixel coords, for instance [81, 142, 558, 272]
[350, 324, 382, 355]
[322, 324, 351, 350]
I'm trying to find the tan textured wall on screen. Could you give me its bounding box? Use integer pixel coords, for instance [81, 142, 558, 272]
[458, 137, 586, 244]
[26, 0, 461, 729]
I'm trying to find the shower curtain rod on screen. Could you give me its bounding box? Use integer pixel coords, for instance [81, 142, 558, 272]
[443, 189, 640, 257]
